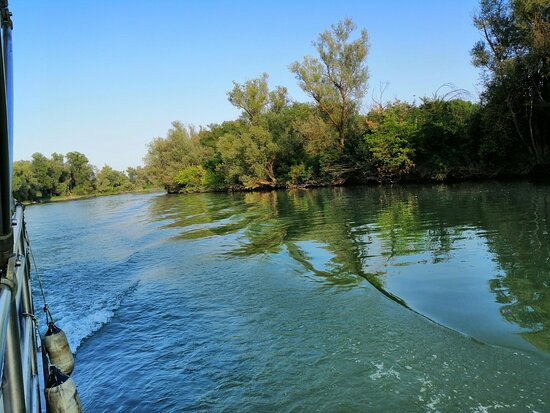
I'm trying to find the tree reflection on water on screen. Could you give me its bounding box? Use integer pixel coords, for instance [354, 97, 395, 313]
[149, 182, 550, 354]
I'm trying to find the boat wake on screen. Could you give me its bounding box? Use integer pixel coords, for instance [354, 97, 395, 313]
[52, 280, 140, 352]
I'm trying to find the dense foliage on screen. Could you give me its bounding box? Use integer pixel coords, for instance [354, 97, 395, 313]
[144, 10, 549, 194]
[472, 0, 550, 169]
[13, 152, 155, 202]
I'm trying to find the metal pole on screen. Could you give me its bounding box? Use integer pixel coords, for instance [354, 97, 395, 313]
[2, 7, 11, 205]
[20, 221, 39, 411]
[2, 256, 25, 413]
[25, 255, 41, 413]
[0, 288, 11, 377]
[0, 1, 12, 269]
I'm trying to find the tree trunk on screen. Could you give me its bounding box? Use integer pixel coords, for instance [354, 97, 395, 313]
[266, 161, 277, 185]
[339, 127, 345, 147]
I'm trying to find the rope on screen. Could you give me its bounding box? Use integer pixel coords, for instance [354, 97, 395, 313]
[24, 226, 55, 325]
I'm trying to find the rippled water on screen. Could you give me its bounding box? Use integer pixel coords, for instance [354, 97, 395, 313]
[26, 182, 550, 412]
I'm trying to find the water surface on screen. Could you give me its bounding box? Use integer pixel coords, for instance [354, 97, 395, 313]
[27, 182, 550, 412]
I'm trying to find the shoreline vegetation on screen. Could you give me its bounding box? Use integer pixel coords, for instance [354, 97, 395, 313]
[14, 2, 550, 203]
[13, 151, 159, 203]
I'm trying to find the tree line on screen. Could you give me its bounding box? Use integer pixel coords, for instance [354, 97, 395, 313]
[144, 2, 549, 194]
[13, 152, 155, 202]
[14, 0, 549, 200]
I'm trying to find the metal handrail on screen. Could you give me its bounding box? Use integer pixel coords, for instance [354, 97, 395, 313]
[0, 205, 41, 413]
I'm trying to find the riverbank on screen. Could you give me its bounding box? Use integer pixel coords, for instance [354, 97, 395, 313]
[23, 169, 547, 201]
[167, 165, 548, 195]
[22, 188, 162, 205]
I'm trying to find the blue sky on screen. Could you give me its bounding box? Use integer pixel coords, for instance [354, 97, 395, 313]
[12, 0, 481, 170]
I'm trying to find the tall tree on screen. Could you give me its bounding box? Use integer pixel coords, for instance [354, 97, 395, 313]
[50, 152, 70, 195]
[66, 151, 95, 194]
[127, 166, 154, 190]
[96, 165, 132, 193]
[13, 161, 40, 201]
[144, 122, 204, 192]
[30, 153, 56, 197]
[290, 18, 369, 147]
[472, 0, 550, 164]
[227, 73, 270, 122]
[269, 86, 290, 113]
[217, 123, 279, 188]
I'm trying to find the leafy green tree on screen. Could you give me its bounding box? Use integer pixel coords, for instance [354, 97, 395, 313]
[144, 122, 204, 192]
[269, 86, 290, 113]
[364, 101, 417, 182]
[127, 166, 155, 190]
[174, 165, 206, 191]
[414, 98, 481, 179]
[290, 18, 369, 147]
[30, 153, 56, 197]
[263, 102, 315, 182]
[472, 0, 550, 165]
[227, 73, 291, 121]
[66, 151, 95, 194]
[13, 161, 40, 201]
[50, 152, 70, 196]
[29, 152, 70, 197]
[217, 124, 279, 188]
[294, 111, 339, 164]
[215, 75, 297, 189]
[227, 73, 270, 122]
[96, 165, 132, 194]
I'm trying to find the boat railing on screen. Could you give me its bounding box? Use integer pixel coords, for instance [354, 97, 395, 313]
[0, 203, 41, 413]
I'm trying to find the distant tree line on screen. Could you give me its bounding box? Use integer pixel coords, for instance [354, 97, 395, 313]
[13, 151, 155, 202]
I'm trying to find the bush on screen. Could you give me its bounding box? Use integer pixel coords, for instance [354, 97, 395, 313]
[364, 102, 417, 182]
[414, 98, 481, 179]
[174, 165, 207, 191]
[288, 163, 311, 186]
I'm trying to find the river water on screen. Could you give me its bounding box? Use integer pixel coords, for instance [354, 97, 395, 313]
[26, 182, 550, 412]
